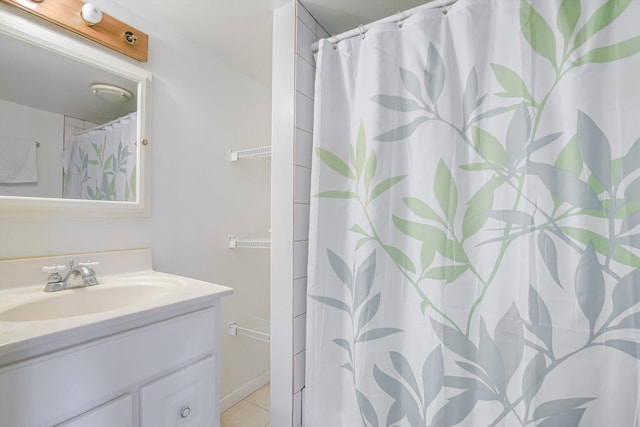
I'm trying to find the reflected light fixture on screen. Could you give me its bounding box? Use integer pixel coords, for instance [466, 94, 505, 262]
[80, 3, 103, 26]
[91, 83, 133, 103]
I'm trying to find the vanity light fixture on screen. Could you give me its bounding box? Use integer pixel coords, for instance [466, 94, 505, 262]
[80, 3, 102, 26]
[91, 83, 133, 103]
[4, 0, 149, 61]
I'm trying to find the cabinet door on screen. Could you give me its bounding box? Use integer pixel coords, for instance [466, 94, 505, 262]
[140, 356, 216, 426]
[56, 395, 132, 427]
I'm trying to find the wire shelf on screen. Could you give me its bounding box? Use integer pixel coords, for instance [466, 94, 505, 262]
[229, 146, 272, 161]
[228, 318, 270, 343]
[228, 236, 271, 249]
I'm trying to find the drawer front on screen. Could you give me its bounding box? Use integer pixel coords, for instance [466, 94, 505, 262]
[140, 356, 216, 427]
[56, 395, 132, 427]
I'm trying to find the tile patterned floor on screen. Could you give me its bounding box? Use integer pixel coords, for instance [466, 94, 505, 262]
[221, 383, 270, 427]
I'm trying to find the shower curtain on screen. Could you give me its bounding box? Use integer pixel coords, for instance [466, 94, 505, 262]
[306, 0, 640, 426]
[62, 112, 137, 201]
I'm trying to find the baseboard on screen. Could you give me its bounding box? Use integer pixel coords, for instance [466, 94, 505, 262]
[220, 371, 270, 412]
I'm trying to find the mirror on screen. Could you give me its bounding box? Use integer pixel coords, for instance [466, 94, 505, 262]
[0, 5, 151, 217]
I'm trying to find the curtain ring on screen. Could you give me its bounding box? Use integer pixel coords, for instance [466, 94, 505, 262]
[358, 24, 366, 40]
[396, 11, 404, 28]
[330, 35, 338, 50]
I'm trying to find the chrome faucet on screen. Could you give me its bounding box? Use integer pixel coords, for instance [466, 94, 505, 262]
[42, 259, 99, 292]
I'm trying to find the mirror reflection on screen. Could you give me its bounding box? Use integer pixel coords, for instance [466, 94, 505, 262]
[0, 31, 138, 202]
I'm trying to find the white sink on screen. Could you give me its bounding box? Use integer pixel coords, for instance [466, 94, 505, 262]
[0, 276, 184, 322]
[0, 249, 233, 368]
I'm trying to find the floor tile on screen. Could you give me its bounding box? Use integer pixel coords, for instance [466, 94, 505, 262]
[245, 383, 270, 411]
[221, 400, 270, 427]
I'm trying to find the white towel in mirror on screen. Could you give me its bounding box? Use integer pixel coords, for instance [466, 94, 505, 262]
[0, 137, 38, 183]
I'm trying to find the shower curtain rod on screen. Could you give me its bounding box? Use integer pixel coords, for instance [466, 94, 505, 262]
[310, 0, 458, 53]
[71, 112, 137, 138]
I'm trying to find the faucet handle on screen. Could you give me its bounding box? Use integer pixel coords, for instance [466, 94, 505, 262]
[77, 261, 99, 268]
[42, 264, 67, 274]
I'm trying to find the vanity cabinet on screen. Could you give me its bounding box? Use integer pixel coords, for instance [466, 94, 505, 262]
[0, 307, 221, 427]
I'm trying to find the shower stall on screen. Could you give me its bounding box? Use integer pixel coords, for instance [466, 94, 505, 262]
[274, 0, 640, 426]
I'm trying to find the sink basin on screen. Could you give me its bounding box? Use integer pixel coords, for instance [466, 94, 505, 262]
[0, 277, 184, 322]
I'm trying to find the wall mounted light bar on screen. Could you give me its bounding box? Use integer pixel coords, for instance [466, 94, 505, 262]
[2, 0, 149, 61]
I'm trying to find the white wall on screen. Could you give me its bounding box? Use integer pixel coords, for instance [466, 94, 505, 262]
[0, 1, 271, 402]
[271, 3, 296, 425]
[0, 98, 63, 198]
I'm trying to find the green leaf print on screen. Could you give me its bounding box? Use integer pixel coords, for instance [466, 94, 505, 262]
[520, 0, 558, 67]
[404, 197, 443, 223]
[316, 191, 358, 199]
[491, 64, 534, 101]
[434, 160, 459, 224]
[572, 0, 633, 50]
[420, 243, 437, 273]
[369, 176, 406, 201]
[356, 122, 367, 179]
[364, 151, 377, 193]
[557, 0, 581, 48]
[506, 103, 532, 174]
[573, 36, 640, 66]
[424, 265, 468, 283]
[314, 147, 355, 179]
[383, 244, 417, 274]
[560, 226, 640, 267]
[555, 136, 582, 175]
[471, 127, 508, 169]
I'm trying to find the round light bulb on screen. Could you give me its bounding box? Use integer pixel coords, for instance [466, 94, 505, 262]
[81, 3, 103, 26]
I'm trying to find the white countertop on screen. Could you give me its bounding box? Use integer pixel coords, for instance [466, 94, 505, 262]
[0, 250, 233, 367]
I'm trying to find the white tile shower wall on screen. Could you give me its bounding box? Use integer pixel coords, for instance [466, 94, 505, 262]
[294, 204, 310, 242]
[293, 313, 306, 355]
[293, 389, 303, 427]
[293, 0, 320, 407]
[294, 165, 311, 205]
[64, 116, 98, 147]
[293, 350, 306, 392]
[294, 129, 312, 169]
[272, 2, 321, 425]
[293, 278, 307, 317]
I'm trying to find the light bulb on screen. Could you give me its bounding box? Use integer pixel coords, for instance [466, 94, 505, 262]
[81, 3, 103, 26]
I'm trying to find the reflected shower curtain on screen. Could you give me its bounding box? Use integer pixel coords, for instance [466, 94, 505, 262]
[306, 0, 640, 425]
[62, 112, 137, 201]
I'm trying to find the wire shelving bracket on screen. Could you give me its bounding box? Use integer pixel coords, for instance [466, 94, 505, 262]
[229, 146, 272, 162]
[228, 318, 270, 343]
[227, 236, 271, 249]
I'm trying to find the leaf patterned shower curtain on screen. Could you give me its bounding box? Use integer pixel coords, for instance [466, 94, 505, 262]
[306, 0, 640, 426]
[62, 112, 137, 201]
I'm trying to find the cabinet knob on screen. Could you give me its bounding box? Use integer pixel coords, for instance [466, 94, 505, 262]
[180, 405, 191, 419]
